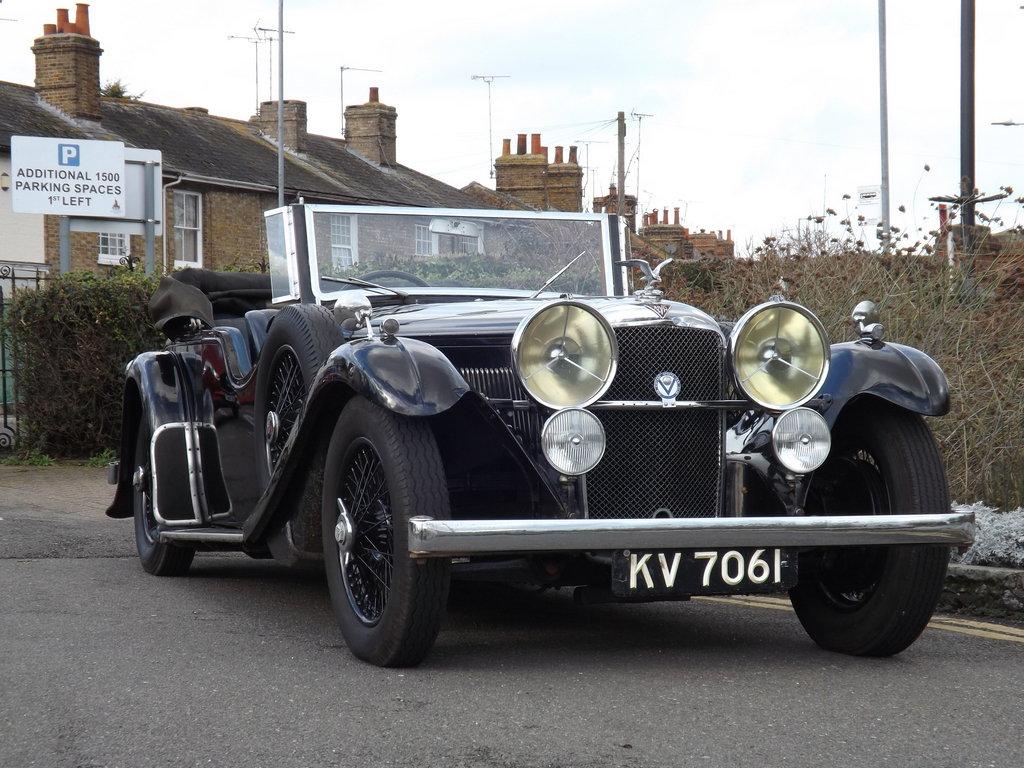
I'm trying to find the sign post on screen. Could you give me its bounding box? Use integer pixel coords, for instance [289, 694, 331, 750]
[11, 137, 126, 217]
[12, 137, 162, 275]
[144, 161, 156, 274]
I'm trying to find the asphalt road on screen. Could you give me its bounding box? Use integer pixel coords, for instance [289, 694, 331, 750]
[1, 467, 1022, 768]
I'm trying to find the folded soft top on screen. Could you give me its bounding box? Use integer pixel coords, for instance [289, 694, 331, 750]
[150, 268, 272, 337]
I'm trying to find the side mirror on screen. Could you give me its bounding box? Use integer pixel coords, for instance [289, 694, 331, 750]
[333, 291, 373, 337]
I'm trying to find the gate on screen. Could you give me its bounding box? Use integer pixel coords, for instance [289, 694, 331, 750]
[0, 264, 48, 450]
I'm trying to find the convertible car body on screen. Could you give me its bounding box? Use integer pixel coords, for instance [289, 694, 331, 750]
[108, 204, 973, 666]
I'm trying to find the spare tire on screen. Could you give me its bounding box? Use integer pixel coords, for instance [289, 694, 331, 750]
[254, 304, 343, 489]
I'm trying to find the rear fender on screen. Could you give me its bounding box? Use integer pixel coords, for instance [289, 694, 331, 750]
[106, 350, 230, 522]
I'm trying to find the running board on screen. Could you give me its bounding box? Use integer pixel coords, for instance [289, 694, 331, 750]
[159, 528, 244, 545]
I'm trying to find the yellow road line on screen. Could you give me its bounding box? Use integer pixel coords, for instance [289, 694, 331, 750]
[694, 595, 1024, 644]
[926, 620, 1024, 644]
[695, 596, 793, 612]
[930, 616, 1024, 639]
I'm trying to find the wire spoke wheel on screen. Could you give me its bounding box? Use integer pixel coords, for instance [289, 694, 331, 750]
[339, 439, 394, 626]
[264, 346, 305, 470]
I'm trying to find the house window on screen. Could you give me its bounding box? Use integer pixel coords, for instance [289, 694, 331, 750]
[330, 214, 356, 269]
[415, 224, 431, 256]
[173, 191, 202, 266]
[98, 232, 129, 266]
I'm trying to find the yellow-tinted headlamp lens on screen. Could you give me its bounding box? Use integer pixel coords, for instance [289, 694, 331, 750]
[732, 302, 829, 409]
[513, 302, 616, 408]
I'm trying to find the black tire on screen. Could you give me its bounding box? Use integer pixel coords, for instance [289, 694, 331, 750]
[254, 304, 343, 488]
[133, 418, 195, 577]
[321, 397, 451, 667]
[789, 403, 951, 657]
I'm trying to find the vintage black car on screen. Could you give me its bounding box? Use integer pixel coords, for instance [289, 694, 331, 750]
[107, 205, 973, 666]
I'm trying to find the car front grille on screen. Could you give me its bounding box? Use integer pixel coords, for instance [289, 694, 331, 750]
[585, 325, 725, 519]
[459, 324, 726, 521]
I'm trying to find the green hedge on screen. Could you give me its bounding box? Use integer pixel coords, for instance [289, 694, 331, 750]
[4, 271, 161, 457]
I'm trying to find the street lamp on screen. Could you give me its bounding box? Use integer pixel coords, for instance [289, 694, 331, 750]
[992, 120, 1024, 126]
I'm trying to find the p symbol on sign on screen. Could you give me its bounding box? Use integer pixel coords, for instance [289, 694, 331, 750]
[57, 143, 80, 167]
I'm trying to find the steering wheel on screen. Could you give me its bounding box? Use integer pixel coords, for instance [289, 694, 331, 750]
[359, 270, 429, 288]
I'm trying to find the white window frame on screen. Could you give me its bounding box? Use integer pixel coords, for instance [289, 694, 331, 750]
[414, 223, 432, 256]
[173, 190, 203, 268]
[329, 213, 358, 269]
[97, 232, 130, 266]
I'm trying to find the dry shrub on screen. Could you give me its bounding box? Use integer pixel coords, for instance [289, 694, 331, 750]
[661, 249, 1024, 509]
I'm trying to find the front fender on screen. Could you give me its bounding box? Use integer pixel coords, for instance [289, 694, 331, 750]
[242, 335, 470, 543]
[321, 335, 470, 416]
[820, 340, 949, 427]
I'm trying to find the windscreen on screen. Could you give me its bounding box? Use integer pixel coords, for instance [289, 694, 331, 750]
[307, 209, 609, 297]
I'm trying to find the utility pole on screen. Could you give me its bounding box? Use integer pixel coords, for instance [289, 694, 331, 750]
[471, 75, 510, 179]
[276, 2, 285, 206]
[228, 34, 262, 114]
[340, 66, 382, 136]
[878, 0, 891, 246]
[631, 110, 652, 215]
[616, 111, 626, 224]
[960, 0, 976, 255]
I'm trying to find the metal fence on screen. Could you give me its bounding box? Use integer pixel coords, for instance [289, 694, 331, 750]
[0, 264, 48, 450]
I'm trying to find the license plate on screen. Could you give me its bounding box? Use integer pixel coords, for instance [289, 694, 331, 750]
[611, 547, 798, 598]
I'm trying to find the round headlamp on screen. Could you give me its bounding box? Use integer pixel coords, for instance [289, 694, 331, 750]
[512, 301, 617, 409]
[730, 301, 829, 410]
[541, 408, 606, 475]
[772, 407, 831, 474]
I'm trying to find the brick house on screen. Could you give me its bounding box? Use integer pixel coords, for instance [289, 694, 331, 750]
[0, 5, 476, 274]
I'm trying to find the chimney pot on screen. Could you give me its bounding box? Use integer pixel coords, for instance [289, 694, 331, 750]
[56, 8, 71, 33]
[726, 229, 732, 241]
[554, 146, 563, 164]
[673, 207, 680, 226]
[501, 138, 511, 156]
[43, 23, 57, 35]
[530, 133, 541, 155]
[540, 146, 547, 162]
[368, 86, 379, 103]
[568, 145, 578, 164]
[662, 208, 669, 225]
[74, 3, 91, 37]
[516, 133, 527, 154]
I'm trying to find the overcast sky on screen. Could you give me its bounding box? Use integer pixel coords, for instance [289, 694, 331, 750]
[3, 0, 1023, 248]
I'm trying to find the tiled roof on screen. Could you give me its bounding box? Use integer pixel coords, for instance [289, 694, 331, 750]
[0, 80, 477, 208]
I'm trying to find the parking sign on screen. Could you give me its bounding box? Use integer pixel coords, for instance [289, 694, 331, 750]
[11, 136, 126, 217]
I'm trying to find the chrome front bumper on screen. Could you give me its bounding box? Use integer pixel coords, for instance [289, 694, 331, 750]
[408, 511, 975, 558]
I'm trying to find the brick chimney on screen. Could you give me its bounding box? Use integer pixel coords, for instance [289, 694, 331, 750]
[494, 131, 549, 208]
[344, 87, 397, 165]
[32, 5, 102, 121]
[251, 99, 308, 150]
[544, 143, 583, 212]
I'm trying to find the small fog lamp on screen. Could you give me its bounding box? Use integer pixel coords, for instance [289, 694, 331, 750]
[772, 407, 831, 474]
[541, 408, 606, 475]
